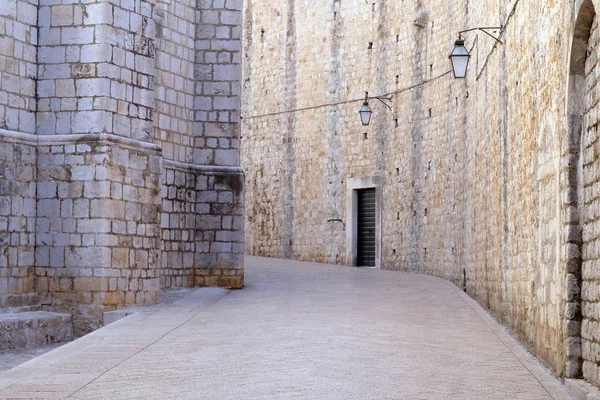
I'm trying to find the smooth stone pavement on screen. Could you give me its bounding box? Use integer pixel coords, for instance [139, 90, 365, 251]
[0, 343, 66, 373]
[0, 256, 574, 399]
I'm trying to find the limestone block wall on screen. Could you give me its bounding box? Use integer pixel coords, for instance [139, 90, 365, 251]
[0, 138, 37, 309]
[161, 163, 244, 289]
[193, 2, 242, 169]
[242, 0, 592, 380]
[0, 0, 38, 310]
[0, 0, 244, 333]
[36, 0, 156, 138]
[154, 0, 195, 162]
[156, 0, 244, 289]
[28, 0, 163, 333]
[0, 0, 37, 134]
[34, 139, 162, 333]
[581, 11, 600, 387]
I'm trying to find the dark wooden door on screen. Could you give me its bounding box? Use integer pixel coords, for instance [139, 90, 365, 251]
[357, 189, 376, 267]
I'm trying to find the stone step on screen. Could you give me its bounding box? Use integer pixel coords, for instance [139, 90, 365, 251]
[0, 312, 73, 351]
[0, 305, 41, 314]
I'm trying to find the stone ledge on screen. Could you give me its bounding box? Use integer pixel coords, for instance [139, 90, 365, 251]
[0, 128, 161, 154]
[0, 311, 73, 350]
[0, 305, 41, 314]
[565, 379, 600, 400]
[163, 158, 244, 176]
[103, 309, 136, 326]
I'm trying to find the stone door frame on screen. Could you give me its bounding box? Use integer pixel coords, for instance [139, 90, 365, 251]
[345, 176, 382, 269]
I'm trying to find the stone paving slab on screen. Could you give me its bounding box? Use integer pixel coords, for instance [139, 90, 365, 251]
[0, 343, 67, 373]
[0, 257, 575, 399]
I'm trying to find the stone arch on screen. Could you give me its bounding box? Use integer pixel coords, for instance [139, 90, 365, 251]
[564, 0, 596, 380]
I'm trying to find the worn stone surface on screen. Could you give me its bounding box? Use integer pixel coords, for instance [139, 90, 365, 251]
[566, 378, 600, 400]
[241, 0, 600, 383]
[0, 342, 66, 373]
[0, 311, 72, 350]
[0, 140, 37, 310]
[161, 165, 244, 289]
[580, 6, 600, 388]
[0, 0, 36, 134]
[0, 257, 575, 399]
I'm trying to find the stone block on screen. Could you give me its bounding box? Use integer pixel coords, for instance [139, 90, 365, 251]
[73, 277, 109, 292]
[51, 5, 73, 26]
[61, 26, 94, 44]
[84, 3, 113, 25]
[77, 219, 111, 233]
[0, 0, 17, 18]
[72, 111, 112, 133]
[0, 312, 72, 350]
[81, 44, 112, 63]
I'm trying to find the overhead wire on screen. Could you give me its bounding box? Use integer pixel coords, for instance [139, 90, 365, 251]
[242, 70, 452, 120]
[242, 0, 522, 120]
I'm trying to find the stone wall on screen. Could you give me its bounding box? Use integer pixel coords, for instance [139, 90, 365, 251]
[0, 0, 244, 333]
[582, 7, 600, 388]
[154, 0, 195, 162]
[0, 138, 37, 310]
[0, 0, 37, 134]
[241, 0, 596, 381]
[0, 0, 38, 310]
[34, 138, 162, 333]
[156, 0, 244, 290]
[161, 163, 244, 289]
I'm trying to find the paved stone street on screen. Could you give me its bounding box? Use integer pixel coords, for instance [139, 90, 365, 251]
[0, 257, 574, 399]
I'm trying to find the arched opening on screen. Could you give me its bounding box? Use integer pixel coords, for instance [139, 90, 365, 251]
[564, 0, 596, 380]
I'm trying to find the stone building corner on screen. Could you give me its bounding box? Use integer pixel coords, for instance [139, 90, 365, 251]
[0, 0, 244, 337]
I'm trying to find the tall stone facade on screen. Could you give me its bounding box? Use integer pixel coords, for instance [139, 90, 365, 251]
[242, 0, 600, 387]
[1, 0, 244, 334]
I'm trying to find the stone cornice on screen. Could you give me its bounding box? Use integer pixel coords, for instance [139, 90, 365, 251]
[0, 129, 162, 154]
[163, 158, 244, 176]
[0, 129, 244, 174]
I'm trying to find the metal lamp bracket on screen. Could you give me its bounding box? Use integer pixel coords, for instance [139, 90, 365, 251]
[374, 96, 393, 110]
[458, 26, 503, 44]
[365, 92, 393, 110]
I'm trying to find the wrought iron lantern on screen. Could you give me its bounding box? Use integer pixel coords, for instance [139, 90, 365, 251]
[358, 92, 392, 126]
[359, 99, 372, 126]
[449, 38, 470, 79]
[449, 27, 503, 79]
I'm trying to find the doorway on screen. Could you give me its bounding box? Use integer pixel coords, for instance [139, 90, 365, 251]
[357, 188, 376, 267]
[345, 176, 382, 268]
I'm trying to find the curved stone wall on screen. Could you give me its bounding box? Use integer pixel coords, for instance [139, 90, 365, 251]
[241, 0, 597, 379]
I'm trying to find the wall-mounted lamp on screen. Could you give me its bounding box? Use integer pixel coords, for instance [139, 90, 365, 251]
[450, 39, 470, 79]
[449, 26, 503, 79]
[359, 92, 393, 126]
[360, 94, 372, 126]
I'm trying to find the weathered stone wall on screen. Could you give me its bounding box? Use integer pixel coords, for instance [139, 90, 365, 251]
[160, 163, 244, 289]
[0, 139, 37, 310]
[36, 0, 157, 139]
[0, 0, 38, 310]
[581, 8, 600, 387]
[34, 138, 162, 333]
[242, 0, 593, 380]
[157, 0, 245, 290]
[0, 0, 37, 134]
[28, 0, 164, 333]
[0, 0, 244, 332]
[154, 0, 195, 163]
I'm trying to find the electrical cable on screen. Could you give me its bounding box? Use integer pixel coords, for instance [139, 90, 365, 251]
[242, 70, 452, 120]
[242, 0, 522, 119]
